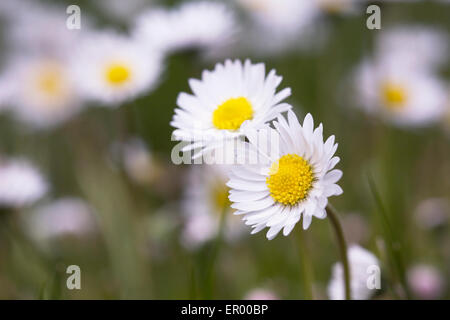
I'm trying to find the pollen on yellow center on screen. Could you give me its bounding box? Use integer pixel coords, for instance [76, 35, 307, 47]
[212, 97, 253, 131]
[382, 82, 407, 110]
[105, 63, 131, 86]
[266, 154, 314, 206]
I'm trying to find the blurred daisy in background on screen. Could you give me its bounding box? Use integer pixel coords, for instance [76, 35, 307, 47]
[133, 1, 236, 56]
[73, 31, 163, 106]
[244, 288, 279, 300]
[227, 111, 343, 239]
[3, 0, 89, 57]
[235, 0, 321, 53]
[0, 55, 83, 128]
[353, 55, 448, 127]
[24, 197, 97, 241]
[0, 158, 48, 208]
[376, 27, 449, 72]
[352, 26, 449, 127]
[181, 164, 247, 250]
[171, 59, 291, 160]
[407, 264, 445, 299]
[327, 245, 380, 300]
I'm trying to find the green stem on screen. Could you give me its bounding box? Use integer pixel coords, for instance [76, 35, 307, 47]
[326, 204, 351, 300]
[295, 227, 315, 300]
[205, 206, 227, 299]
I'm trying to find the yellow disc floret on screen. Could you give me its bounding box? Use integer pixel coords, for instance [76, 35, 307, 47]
[105, 63, 131, 86]
[382, 82, 407, 110]
[266, 154, 314, 206]
[212, 97, 253, 130]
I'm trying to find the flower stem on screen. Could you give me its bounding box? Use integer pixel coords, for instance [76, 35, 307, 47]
[326, 204, 351, 300]
[295, 226, 315, 300]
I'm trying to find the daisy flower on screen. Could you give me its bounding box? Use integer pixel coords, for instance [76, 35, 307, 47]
[353, 55, 448, 127]
[0, 158, 48, 208]
[376, 27, 448, 71]
[227, 111, 343, 240]
[0, 55, 82, 128]
[327, 245, 380, 300]
[181, 164, 247, 250]
[3, 0, 89, 57]
[24, 198, 97, 241]
[133, 1, 236, 54]
[171, 59, 291, 160]
[235, 0, 333, 54]
[73, 31, 163, 106]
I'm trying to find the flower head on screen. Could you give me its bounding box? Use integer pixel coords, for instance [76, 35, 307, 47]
[0, 55, 82, 128]
[0, 158, 48, 208]
[227, 111, 342, 239]
[171, 59, 291, 160]
[73, 31, 163, 106]
[327, 245, 380, 300]
[181, 164, 247, 249]
[133, 1, 236, 54]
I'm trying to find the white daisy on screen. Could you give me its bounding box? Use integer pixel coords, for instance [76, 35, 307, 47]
[227, 111, 343, 240]
[0, 55, 82, 128]
[235, 0, 327, 54]
[353, 55, 448, 127]
[73, 31, 163, 106]
[376, 27, 448, 72]
[3, 0, 89, 58]
[133, 1, 236, 54]
[0, 158, 48, 208]
[181, 164, 247, 250]
[327, 245, 380, 300]
[24, 198, 97, 240]
[171, 59, 291, 160]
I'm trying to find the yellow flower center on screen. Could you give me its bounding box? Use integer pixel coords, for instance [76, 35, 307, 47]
[212, 97, 254, 130]
[382, 82, 407, 110]
[212, 184, 231, 213]
[105, 63, 131, 86]
[266, 154, 314, 206]
[36, 68, 63, 97]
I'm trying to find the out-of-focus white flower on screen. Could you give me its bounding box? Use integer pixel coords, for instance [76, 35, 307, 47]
[133, 1, 236, 55]
[181, 164, 248, 250]
[353, 56, 448, 127]
[111, 137, 156, 186]
[414, 198, 449, 229]
[228, 111, 342, 240]
[236, 0, 321, 53]
[0, 158, 48, 208]
[377, 27, 448, 71]
[25, 198, 97, 240]
[328, 245, 380, 300]
[171, 59, 291, 160]
[244, 288, 279, 300]
[3, 0, 89, 57]
[73, 31, 163, 106]
[0, 55, 83, 128]
[407, 264, 445, 299]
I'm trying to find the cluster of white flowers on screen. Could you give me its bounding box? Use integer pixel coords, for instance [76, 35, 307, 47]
[172, 59, 343, 240]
